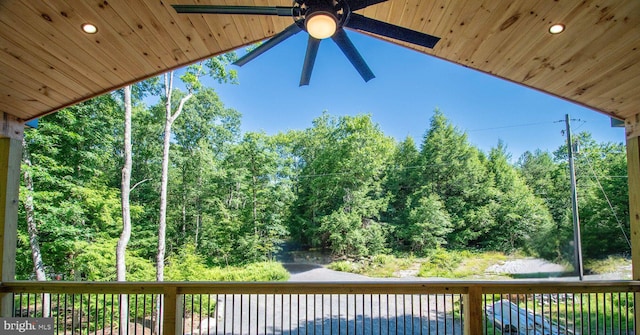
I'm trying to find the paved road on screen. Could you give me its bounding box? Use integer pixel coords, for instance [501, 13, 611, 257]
[187, 264, 462, 335]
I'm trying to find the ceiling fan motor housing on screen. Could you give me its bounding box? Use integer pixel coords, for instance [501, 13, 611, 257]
[298, 0, 347, 30]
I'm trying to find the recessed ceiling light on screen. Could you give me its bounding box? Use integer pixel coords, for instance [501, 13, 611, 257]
[81, 23, 98, 34]
[549, 24, 565, 34]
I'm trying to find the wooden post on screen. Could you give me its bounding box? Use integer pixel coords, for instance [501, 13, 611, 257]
[464, 285, 483, 335]
[163, 286, 183, 335]
[625, 114, 640, 329]
[0, 112, 24, 317]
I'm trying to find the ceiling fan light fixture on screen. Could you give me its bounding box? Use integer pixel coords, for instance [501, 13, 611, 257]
[549, 23, 565, 34]
[306, 11, 337, 39]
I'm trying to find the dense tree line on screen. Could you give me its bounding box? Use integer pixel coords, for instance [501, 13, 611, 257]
[16, 85, 629, 280]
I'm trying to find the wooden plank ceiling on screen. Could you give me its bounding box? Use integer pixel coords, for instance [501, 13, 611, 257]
[1, 0, 639, 122]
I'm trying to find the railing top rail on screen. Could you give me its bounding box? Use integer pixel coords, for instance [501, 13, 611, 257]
[1, 280, 639, 295]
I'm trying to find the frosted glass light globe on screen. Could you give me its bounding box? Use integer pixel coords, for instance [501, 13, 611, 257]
[306, 12, 337, 39]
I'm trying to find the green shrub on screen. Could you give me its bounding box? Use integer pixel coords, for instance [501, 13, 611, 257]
[329, 254, 417, 277]
[166, 244, 289, 281]
[418, 249, 463, 278]
[328, 260, 362, 273]
[212, 262, 290, 281]
[585, 255, 630, 276]
[72, 238, 155, 281]
[165, 243, 210, 281]
[372, 254, 394, 265]
[418, 249, 506, 278]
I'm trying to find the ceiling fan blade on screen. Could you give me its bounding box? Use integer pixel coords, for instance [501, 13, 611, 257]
[331, 29, 375, 82]
[347, 0, 388, 12]
[234, 24, 302, 67]
[346, 13, 440, 48]
[172, 5, 298, 16]
[300, 36, 321, 86]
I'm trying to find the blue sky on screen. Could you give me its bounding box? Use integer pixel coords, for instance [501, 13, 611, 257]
[206, 29, 626, 160]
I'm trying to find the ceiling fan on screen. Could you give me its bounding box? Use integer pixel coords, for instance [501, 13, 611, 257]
[172, 0, 440, 86]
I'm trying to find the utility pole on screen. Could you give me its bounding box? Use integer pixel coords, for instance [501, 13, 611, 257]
[565, 114, 584, 280]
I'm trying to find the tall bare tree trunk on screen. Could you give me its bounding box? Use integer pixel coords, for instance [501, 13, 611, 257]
[22, 139, 50, 317]
[156, 72, 192, 335]
[157, 117, 171, 282]
[117, 85, 133, 335]
[157, 72, 193, 282]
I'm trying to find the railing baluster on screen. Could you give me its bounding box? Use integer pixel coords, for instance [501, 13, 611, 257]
[329, 294, 333, 334]
[564, 293, 567, 334]
[27, 291, 31, 317]
[109, 293, 113, 335]
[383, 294, 387, 335]
[72, 293, 76, 335]
[605, 292, 608, 334]
[459, 293, 463, 335]
[617, 292, 621, 335]
[596, 292, 600, 333]
[222, 294, 226, 335]
[581, 292, 585, 334]
[231, 294, 236, 335]
[571, 292, 576, 335]
[298, 294, 301, 335]
[86, 293, 90, 335]
[609, 292, 613, 335]
[361, 294, 365, 335]
[93, 294, 98, 335]
[625, 292, 630, 335]
[629, 291, 633, 335]
[434, 294, 438, 335]
[148, 293, 152, 335]
[481, 293, 485, 335]
[549, 293, 560, 334]
[56, 293, 61, 335]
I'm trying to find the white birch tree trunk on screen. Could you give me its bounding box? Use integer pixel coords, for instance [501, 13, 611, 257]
[22, 139, 50, 317]
[117, 85, 133, 335]
[156, 71, 192, 335]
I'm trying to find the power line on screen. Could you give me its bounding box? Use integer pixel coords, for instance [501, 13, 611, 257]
[466, 121, 556, 132]
[578, 154, 631, 250]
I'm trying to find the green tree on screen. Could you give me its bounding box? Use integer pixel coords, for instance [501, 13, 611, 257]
[18, 95, 124, 279]
[403, 190, 452, 254]
[168, 88, 241, 253]
[231, 132, 290, 261]
[572, 135, 629, 258]
[484, 142, 554, 253]
[384, 136, 420, 246]
[417, 109, 493, 248]
[290, 113, 394, 257]
[157, 55, 237, 281]
[517, 149, 571, 260]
